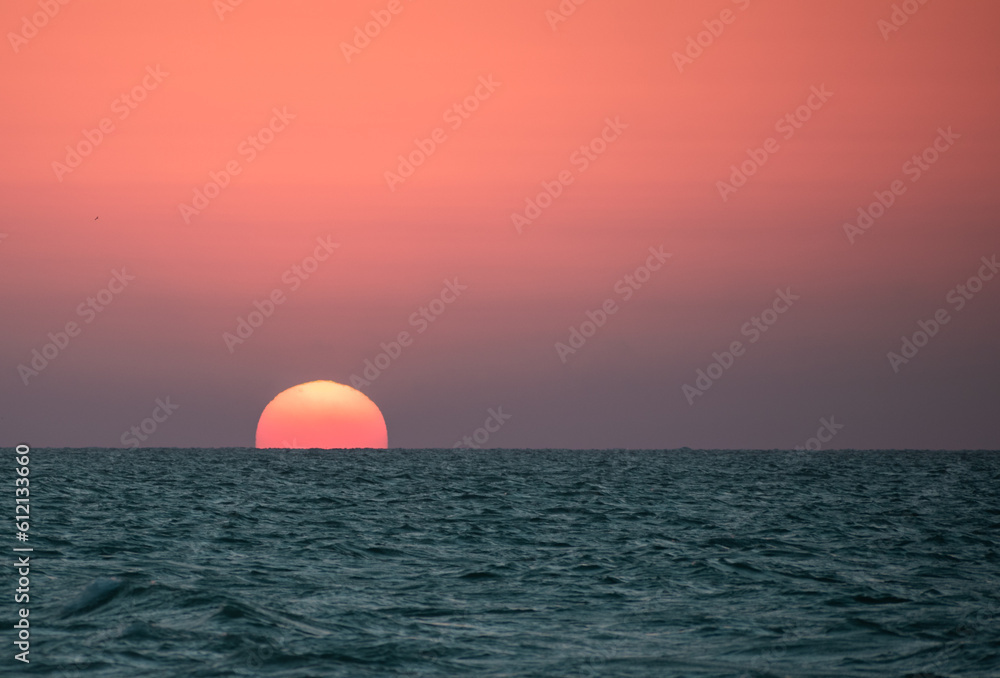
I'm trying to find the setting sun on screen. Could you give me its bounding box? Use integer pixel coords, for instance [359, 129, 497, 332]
[255, 380, 388, 449]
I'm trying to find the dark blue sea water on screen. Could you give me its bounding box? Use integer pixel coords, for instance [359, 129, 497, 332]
[16, 449, 1000, 677]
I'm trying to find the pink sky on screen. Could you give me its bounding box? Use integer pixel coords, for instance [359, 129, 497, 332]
[2, 0, 999, 449]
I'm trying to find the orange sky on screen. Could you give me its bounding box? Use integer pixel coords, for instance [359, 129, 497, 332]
[3, 0, 999, 448]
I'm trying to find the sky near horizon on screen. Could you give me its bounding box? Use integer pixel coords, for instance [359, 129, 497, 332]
[2, 0, 999, 449]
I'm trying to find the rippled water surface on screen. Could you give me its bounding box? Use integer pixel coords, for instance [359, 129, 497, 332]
[23, 449, 1000, 676]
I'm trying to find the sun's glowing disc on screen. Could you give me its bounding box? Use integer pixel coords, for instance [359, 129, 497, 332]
[255, 380, 388, 449]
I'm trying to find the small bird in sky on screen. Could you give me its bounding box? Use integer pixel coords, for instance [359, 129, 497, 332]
[94, 216, 99, 220]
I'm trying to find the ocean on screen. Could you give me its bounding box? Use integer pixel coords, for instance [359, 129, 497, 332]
[18, 449, 1000, 677]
